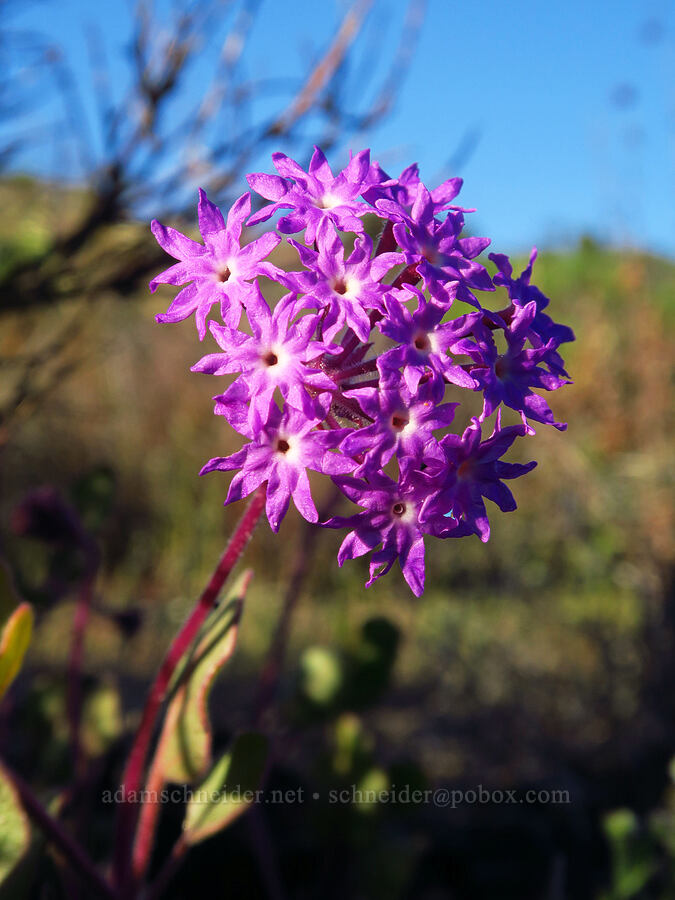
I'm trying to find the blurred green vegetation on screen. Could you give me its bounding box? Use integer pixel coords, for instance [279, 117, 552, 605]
[0, 176, 674, 899]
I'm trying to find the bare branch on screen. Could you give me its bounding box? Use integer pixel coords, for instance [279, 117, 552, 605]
[0, 0, 426, 328]
[267, 0, 373, 136]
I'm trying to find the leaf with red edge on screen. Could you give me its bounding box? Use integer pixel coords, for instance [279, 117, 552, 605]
[152, 570, 252, 784]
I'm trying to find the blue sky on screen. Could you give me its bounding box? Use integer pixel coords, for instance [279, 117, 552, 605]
[8, 0, 675, 257]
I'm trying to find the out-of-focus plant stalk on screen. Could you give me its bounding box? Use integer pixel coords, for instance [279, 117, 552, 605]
[1, 762, 115, 899]
[113, 483, 267, 897]
[253, 486, 341, 726]
[66, 567, 98, 778]
[145, 489, 340, 898]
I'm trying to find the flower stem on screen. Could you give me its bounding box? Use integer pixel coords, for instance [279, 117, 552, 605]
[324, 411, 343, 430]
[391, 262, 421, 290]
[146, 489, 340, 899]
[482, 303, 514, 329]
[113, 483, 267, 897]
[329, 395, 372, 428]
[1, 761, 115, 900]
[335, 358, 378, 381]
[129, 733, 168, 884]
[375, 220, 396, 255]
[338, 309, 384, 365]
[339, 377, 379, 391]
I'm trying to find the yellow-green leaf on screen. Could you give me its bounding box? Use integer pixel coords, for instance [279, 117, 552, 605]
[153, 570, 252, 784]
[183, 732, 268, 845]
[0, 763, 31, 885]
[0, 604, 34, 701]
[354, 767, 389, 815]
[299, 646, 343, 706]
[81, 683, 122, 758]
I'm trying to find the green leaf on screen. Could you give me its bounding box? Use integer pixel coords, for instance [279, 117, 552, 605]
[81, 683, 122, 758]
[299, 646, 343, 707]
[604, 808, 638, 842]
[0, 763, 30, 885]
[0, 604, 34, 701]
[332, 713, 373, 777]
[183, 732, 269, 845]
[603, 808, 658, 898]
[152, 570, 252, 784]
[354, 767, 389, 815]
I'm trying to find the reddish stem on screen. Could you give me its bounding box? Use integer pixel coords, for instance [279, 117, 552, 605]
[113, 484, 267, 897]
[338, 310, 384, 366]
[482, 303, 514, 329]
[145, 491, 341, 900]
[340, 377, 379, 391]
[335, 330, 362, 366]
[335, 358, 378, 381]
[132, 592, 246, 885]
[392, 262, 421, 290]
[329, 394, 372, 428]
[130, 738, 167, 884]
[374, 219, 397, 256]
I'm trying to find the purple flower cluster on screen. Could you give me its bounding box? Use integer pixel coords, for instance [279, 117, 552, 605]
[150, 147, 573, 596]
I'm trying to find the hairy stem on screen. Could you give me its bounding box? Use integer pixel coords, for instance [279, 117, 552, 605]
[375, 219, 396, 256]
[147, 489, 341, 899]
[335, 358, 379, 381]
[131, 591, 246, 885]
[129, 736, 168, 884]
[339, 377, 379, 391]
[391, 262, 421, 290]
[339, 309, 385, 364]
[113, 483, 267, 897]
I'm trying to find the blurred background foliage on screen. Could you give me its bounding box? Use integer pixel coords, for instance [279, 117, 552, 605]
[0, 1, 674, 898]
[1, 179, 673, 899]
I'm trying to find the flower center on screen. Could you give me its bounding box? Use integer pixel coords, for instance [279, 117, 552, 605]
[316, 193, 339, 210]
[262, 351, 278, 367]
[331, 278, 348, 295]
[457, 459, 472, 479]
[392, 502, 406, 517]
[413, 331, 430, 352]
[495, 356, 508, 379]
[276, 438, 290, 454]
[390, 413, 409, 432]
[422, 245, 440, 265]
[216, 265, 231, 283]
